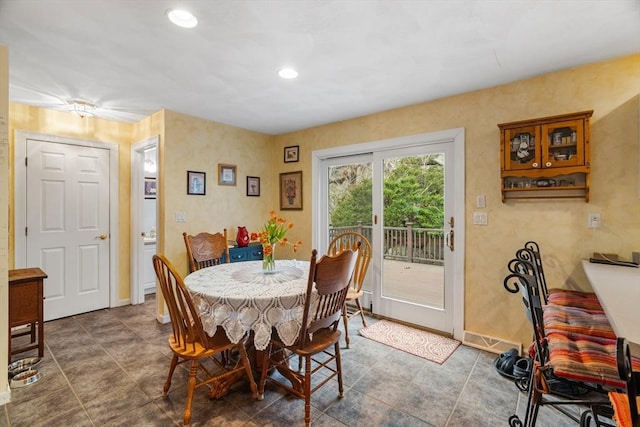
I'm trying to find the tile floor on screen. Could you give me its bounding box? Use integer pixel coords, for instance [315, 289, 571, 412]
[2, 294, 583, 426]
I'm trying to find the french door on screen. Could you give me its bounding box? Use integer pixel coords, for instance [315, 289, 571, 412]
[315, 130, 464, 336]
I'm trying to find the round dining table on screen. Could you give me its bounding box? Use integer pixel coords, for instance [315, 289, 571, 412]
[184, 259, 312, 352]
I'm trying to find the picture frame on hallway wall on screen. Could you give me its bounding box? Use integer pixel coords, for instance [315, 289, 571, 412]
[284, 145, 299, 163]
[246, 176, 260, 197]
[218, 164, 237, 186]
[279, 171, 302, 210]
[144, 177, 156, 199]
[187, 171, 206, 195]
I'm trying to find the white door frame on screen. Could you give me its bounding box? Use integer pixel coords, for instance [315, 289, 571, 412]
[14, 130, 120, 307]
[312, 128, 465, 340]
[130, 136, 159, 305]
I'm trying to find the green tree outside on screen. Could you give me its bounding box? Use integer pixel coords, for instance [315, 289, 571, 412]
[330, 155, 444, 229]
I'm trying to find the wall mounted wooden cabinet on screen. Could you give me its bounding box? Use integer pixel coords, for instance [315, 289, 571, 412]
[499, 110, 593, 202]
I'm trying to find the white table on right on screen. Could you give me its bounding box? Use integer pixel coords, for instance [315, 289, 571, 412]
[581, 259, 640, 356]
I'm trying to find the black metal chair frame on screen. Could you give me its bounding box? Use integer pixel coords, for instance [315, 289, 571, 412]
[503, 269, 613, 427]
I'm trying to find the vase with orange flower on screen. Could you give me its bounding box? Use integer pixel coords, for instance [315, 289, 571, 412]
[251, 211, 302, 274]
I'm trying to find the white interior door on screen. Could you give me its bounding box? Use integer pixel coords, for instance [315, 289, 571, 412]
[25, 139, 110, 320]
[131, 137, 158, 305]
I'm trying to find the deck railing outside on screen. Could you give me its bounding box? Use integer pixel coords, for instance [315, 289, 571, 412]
[329, 222, 445, 266]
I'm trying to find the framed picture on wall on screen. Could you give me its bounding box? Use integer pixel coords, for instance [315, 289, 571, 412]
[144, 177, 156, 199]
[218, 164, 237, 186]
[246, 176, 260, 196]
[187, 171, 206, 195]
[279, 171, 302, 210]
[284, 145, 299, 163]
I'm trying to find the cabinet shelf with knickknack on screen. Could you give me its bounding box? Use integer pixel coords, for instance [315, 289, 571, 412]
[499, 110, 593, 202]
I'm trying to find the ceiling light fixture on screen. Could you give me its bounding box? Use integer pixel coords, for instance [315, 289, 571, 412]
[278, 68, 298, 79]
[167, 9, 198, 28]
[68, 100, 96, 118]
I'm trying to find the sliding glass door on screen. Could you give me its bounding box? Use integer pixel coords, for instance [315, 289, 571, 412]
[373, 143, 453, 332]
[317, 134, 459, 335]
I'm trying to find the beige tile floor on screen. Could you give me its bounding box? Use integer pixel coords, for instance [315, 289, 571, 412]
[2, 294, 584, 427]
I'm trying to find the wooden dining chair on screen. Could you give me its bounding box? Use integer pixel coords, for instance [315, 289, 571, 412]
[257, 245, 359, 427]
[183, 229, 230, 273]
[327, 231, 371, 348]
[152, 254, 257, 426]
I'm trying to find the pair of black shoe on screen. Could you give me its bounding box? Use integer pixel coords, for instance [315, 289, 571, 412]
[494, 348, 532, 380]
[494, 349, 588, 396]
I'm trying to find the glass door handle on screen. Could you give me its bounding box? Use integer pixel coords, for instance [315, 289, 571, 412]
[445, 230, 454, 251]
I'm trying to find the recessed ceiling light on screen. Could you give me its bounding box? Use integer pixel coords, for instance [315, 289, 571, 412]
[167, 9, 198, 28]
[278, 68, 298, 79]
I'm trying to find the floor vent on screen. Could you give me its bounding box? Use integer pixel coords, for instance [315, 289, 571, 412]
[462, 330, 522, 355]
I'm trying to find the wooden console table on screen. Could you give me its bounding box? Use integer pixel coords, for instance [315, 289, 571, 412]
[8, 267, 47, 362]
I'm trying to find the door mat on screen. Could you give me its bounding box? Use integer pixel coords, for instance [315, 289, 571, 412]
[359, 319, 460, 364]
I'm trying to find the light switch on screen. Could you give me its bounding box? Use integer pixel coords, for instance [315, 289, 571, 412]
[476, 195, 486, 208]
[175, 211, 186, 223]
[473, 212, 488, 225]
[588, 213, 600, 229]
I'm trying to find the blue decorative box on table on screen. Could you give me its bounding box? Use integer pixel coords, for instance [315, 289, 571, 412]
[224, 242, 264, 263]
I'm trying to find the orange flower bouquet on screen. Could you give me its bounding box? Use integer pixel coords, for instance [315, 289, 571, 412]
[251, 211, 302, 273]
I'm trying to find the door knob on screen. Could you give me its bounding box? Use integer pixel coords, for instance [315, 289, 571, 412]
[97, 234, 108, 240]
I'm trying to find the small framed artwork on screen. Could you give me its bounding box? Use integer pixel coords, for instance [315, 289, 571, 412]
[187, 171, 206, 195]
[246, 176, 260, 197]
[218, 164, 237, 186]
[280, 171, 303, 210]
[144, 177, 156, 199]
[284, 145, 299, 163]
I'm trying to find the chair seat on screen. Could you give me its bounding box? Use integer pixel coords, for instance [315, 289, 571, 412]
[543, 304, 615, 340]
[346, 288, 363, 300]
[547, 331, 640, 389]
[547, 288, 603, 312]
[288, 328, 342, 357]
[169, 336, 236, 359]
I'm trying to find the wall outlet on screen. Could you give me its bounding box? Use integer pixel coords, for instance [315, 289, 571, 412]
[175, 211, 186, 223]
[588, 213, 601, 229]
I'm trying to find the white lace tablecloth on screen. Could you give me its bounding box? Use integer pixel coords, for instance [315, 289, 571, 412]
[184, 260, 311, 351]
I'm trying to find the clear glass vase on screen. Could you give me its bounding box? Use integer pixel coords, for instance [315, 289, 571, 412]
[262, 244, 276, 273]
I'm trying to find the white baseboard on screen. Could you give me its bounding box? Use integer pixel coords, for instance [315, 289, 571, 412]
[462, 330, 522, 355]
[0, 385, 11, 406]
[115, 298, 131, 307]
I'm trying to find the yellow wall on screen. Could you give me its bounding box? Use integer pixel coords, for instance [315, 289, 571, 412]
[1, 45, 10, 403]
[161, 110, 275, 274]
[3, 53, 639, 350]
[274, 53, 640, 347]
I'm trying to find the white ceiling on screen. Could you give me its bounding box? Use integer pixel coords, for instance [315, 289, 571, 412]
[1, 0, 639, 135]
